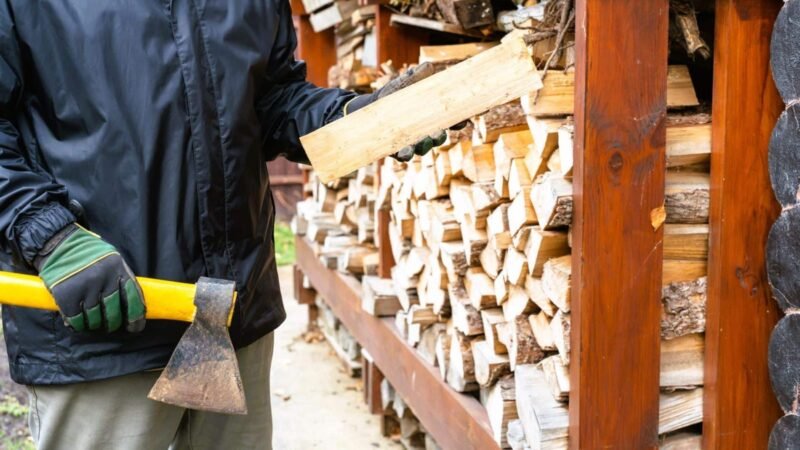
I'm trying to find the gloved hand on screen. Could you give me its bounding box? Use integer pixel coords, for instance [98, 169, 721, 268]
[34, 223, 146, 333]
[344, 62, 448, 162]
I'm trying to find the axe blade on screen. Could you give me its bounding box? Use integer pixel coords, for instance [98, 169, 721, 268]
[148, 277, 247, 414]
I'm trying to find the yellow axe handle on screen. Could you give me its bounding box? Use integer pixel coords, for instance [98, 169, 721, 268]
[0, 271, 199, 323]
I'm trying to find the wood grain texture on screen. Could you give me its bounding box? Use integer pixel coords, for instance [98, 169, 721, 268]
[296, 237, 500, 449]
[301, 32, 542, 182]
[704, 1, 784, 448]
[569, 1, 667, 448]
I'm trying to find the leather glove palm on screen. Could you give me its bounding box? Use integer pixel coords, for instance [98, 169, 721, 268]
[34, 224, 146, 333]
[344, 62, 447, 161]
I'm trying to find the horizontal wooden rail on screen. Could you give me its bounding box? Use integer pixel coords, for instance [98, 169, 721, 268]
[296, 236, 499, 450]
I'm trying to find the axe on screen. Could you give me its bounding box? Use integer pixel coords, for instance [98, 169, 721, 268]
[0, 271, 247, 415]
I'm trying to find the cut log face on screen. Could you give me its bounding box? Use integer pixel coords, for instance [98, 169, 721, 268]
[660, 333, 704, 388]
[770, 0, 800, 104]
[769, 107, 800, 208]
[481, 308, 508, 355]
[769, 314, 800, 413]
[542, 255, 572, 312]
[525, 276, 557, 317]
[767, 208, 800, 311]
[529, 311, 557, 351]
[769, 414, 800, 450]
[447, 332, 479, 392]
[472, 339, 511, 387]
[539, 354, 569, 402]
[482, 374, 517, 448]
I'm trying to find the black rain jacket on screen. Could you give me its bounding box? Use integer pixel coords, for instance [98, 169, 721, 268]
[0, 0, 353, 385]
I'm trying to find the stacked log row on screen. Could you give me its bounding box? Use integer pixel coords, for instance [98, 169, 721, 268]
[380, 48, 711, 445]
[766, 1, 800, 447]
[379, 377, 443, 449]
[293, 165, 380, 278]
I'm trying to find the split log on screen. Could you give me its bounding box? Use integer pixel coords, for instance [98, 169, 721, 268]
[556, 123, 574, 177]
[309, 0, 357, 32]
[477, 102, 528, 143]
[488, 203, 513, 251]
[494, 130, 534, 181]
[508, 187, 537, 237]
[526, 117, 561, 163]
[546, 148, 561, 174]
[461, 224, 488, 266]
[768, 207, 800, 311]
[529, 311, 557, 352]
[503, 285, 536, 322]
[659, 432, 702, 450]
[472, 182, 505, 217]
[539, 355, 569, 402]
[302, 32, 543, 182]
[520, 65, 699, 116]
[481, 375, 517, 448]
[481, 308, 508, 355]
[508, 158, 532, 200]
[542, 255, 571, 312]
[497, 315, 545, 370]
[506, 419, 531, 450]
[524, 227, 570, 277]
[515, 364, 569, 450]
[409, 305, 439, 326]
[472, 339, 511, 386]
[418, 323, 446, 367]
[660, 333, 704, 388]
[769, 106, 800, 209]
[769, 414, 800, 450]
[663, 224, 708, 261]
[658, 389, 704, 434]
[362, 276, 402, 316]
[530, 174, 573, 230]
[440, 241, 469, 279]
[504, 248, 529, 286]
[525, 276, 557, 317]
[435, 329, 451, 380]
[661, 277, 706, 340]
[550, 310, 570, 365]
[418, 42, 499, 64]
[447, 331, 479, 392]
[494, 271, 509, 305]
[512, 225, 533, 252]
[463, 143, 496, 183]
[449, 278, 484, 336]
[768, 313, 800, 413]
[664, 172, 710, 224]
[466, 268, 498, 309]
[480, 240, 504, 279]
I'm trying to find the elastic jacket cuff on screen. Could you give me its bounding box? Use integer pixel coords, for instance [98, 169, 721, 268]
[14, 202, 76, 266]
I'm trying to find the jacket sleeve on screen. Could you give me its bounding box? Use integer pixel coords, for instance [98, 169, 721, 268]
[256, 0, 357, 164]
[0, 11, 75, 265]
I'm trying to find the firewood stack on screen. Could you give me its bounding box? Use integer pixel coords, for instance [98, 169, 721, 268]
[294, 165, 380, 277]
[371, 38, 712, 445]
[293, 12, 715, 447]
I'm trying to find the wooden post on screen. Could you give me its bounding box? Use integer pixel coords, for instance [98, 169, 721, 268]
[570, 1, 668, 448]
[703, 1, 784, 448]
[291, 0, 336, 88]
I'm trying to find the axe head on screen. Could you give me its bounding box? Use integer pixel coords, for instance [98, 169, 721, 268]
[147, 277, 247, 414]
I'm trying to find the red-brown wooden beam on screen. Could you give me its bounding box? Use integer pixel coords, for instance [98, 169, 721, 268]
[569, 1, 668, 448]
[703, 1, 783, 448]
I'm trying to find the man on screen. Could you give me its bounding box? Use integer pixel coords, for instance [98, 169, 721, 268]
[0, 1, 441, 448]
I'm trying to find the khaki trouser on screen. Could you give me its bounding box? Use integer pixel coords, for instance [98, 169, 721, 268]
[27, 333, 274, 450]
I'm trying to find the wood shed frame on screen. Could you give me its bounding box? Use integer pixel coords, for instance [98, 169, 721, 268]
[292, 0, 784, 448]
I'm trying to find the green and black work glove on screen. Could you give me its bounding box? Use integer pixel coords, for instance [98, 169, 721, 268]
[343, 62, 448, 161]
[34, 223, 146, 333]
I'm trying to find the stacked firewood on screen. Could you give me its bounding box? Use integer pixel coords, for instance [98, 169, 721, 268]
[373, 37, 711, 446]
[293, 164, 380, 278]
